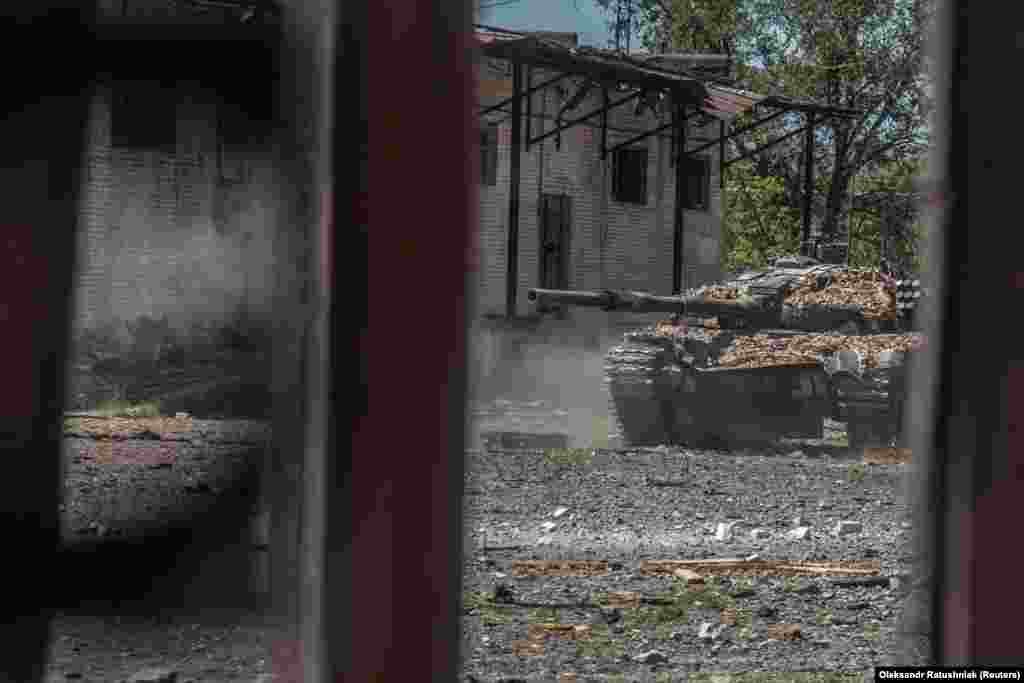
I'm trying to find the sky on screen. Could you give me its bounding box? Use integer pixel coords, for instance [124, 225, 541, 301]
[479, 0, 614, 47]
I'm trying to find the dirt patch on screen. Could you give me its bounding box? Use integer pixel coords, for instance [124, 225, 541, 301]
[511, 560, 610, 577]
[863, 447, 913, 465]
[638, 559, 881, 578]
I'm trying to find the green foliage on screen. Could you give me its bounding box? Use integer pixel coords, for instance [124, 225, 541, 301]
[863, 620, 882, 641]
[543, 447, 594, 468]
[593, 0, 933, 272]
[464, 590, 510, 625]
[723, 161, 803, 272]
[575, 623, 626, 659]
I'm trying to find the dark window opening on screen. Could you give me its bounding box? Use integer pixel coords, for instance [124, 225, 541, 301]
[682, 155, 711, 211]
[612, 147, 647, 205]
[110, 80, 178, 150]
[480, 123, 498, 186]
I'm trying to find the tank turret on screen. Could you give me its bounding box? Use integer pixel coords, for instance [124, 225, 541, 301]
[527, 256, 926, 450]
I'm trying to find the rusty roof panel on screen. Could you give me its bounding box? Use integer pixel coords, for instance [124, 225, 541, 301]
[702, 85, 766, 119]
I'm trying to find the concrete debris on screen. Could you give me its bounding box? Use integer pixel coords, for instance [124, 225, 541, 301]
[766, 623, 802, 641]
[535, 535, 554, 546]
[750, 528, 771, 540]
[552, 506, 569, 518]
[714, 522, 736, 541]
[830, 609, 860, 625]
[833, 520, 863, 536]
[633, 650, 668, 665]
[788, 526, 811, 540]
[697, 622, 726, 640]
[540, 521, 557, 532]
[124, 668, 178, 683]
[671, 568, 704, 584]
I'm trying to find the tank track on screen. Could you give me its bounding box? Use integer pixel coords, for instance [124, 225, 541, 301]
[604, 329, 679, 448]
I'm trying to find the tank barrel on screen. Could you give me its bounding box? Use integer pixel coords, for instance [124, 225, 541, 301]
[527, 288, 617, 308]
[527, 287, 763, 316]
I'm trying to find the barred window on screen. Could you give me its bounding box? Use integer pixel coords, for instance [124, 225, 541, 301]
[612, 147, 647, 205]
[480, 123, 498, 187]
[682, 155, 711, 211]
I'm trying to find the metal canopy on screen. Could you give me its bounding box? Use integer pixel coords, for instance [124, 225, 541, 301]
[474, 26, 867, 313]
[479, 33, 708, 102]
[476, 31, 862, 121]
[474, 28, 861, 168]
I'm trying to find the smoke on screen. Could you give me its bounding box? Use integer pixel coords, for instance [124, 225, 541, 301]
[468, 310, 622, 449]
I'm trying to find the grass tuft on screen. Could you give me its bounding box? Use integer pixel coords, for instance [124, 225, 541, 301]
[92, 400, 163, 418]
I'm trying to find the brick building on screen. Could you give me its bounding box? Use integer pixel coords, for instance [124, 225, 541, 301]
[71, 0, 305, 358]
[475, 29, 729, 320]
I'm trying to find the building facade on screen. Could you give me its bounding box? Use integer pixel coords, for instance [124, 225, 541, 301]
[474, 36, 727, 320]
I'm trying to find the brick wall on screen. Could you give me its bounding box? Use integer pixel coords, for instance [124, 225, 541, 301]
[475, 63, 724, 319]
[72, 83, 283, 341]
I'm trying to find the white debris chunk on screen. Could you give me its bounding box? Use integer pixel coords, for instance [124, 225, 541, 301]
[833, 520, 862, 536]
[714, 522, 736, 541]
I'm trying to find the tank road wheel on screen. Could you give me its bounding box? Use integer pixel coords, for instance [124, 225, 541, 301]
[604, 332, 680, 448]
[837, 319, 864, 336]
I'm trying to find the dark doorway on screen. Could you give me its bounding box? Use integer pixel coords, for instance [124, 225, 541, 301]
[539, 193, 571, 308]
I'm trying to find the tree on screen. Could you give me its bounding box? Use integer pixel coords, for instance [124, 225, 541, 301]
[594, 0, 934, 269]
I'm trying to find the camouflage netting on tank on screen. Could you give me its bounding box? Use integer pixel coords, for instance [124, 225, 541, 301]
[697, 269, 899, 321]
[651, 320, 925, 371]
[716, 333, 924, 370]
[785, 270, 897, 320]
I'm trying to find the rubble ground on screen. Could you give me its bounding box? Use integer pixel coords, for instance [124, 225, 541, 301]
[460, 433, 930, 681]
[45, 416, 281, 683]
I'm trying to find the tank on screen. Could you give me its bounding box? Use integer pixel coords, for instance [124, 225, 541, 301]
[527, 255, 926, 450]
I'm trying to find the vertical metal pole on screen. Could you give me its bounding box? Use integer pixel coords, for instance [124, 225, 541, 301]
[719, 120, 726, 190]
[801, 113, 815, 255]
[670, 102, 677, 168]
[672, 101, 687, 294]
[601, 87, 609, 160]
[525, 65, 532, 150]
[506, 61, 522, 318]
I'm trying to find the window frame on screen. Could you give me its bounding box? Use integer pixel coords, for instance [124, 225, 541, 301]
[612, 146, 649, 206]
[681, 154, 711, 211]
[479, 122, 498, 187]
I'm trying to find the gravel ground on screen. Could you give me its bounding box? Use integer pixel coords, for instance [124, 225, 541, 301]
[43, 416, 283, 683]
[39, 404, 933, 681]
[461, 404, 931, 681]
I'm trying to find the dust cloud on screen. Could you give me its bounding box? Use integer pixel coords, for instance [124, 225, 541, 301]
[467, 311, 623, 449]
